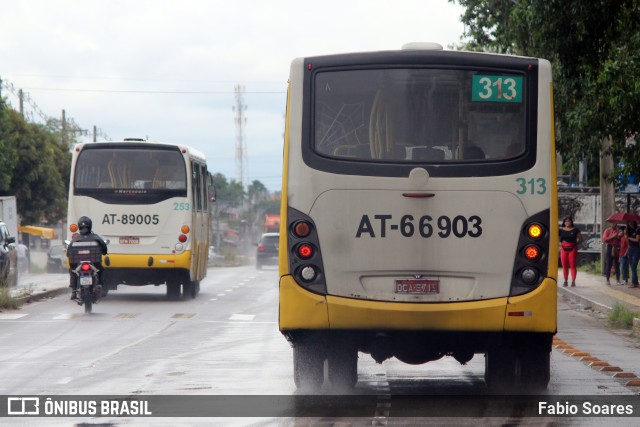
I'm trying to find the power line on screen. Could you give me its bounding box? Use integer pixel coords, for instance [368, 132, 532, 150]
[19, 87, 285, 95]
[0, 76, 110, 142]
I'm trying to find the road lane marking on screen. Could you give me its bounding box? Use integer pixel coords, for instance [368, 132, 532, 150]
[0, 313, 28, 320]
[205, 321, 276, 324]
[171, 313, 196, 319]
[229, 314, 255, 321]
[114, 313, 140, 319]
[52, 313, 82, 320]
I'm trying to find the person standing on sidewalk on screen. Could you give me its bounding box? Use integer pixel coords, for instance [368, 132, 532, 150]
[16, 240, 29, 274]
[619, 226, 630, 286]
[559, 216, 582, 287]
[626, 220, 640, 288]
[603, 221, 622, 286]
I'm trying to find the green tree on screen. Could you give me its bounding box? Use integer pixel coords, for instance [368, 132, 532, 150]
[452, 0, 640, 183]
[0, 107, 19, 192]
[0, 107, 71, 224]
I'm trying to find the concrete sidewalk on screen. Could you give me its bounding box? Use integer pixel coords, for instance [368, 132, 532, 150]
[7, 249, 69, 304]
[10, 271, 69, 304]
[557, 268, 640, 327]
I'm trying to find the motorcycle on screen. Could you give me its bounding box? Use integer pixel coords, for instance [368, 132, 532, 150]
[73, 260, 102, 313]
[66, 240, 107, 314]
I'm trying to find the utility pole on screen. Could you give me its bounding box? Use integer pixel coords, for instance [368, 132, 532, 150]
[233, 85, 248, 189]
[18, 89, 24, 116]
[61, 109, 67, 147]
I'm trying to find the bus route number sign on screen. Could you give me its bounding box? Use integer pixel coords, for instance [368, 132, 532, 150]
[472, 75, 523, 103]
[395, 279, 440, 295]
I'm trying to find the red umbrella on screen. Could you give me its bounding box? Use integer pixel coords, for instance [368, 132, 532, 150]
[606, 212, 640, 224]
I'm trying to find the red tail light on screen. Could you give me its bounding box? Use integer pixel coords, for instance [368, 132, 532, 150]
[81, 263, 91, 271]
[178, 234, 187, 243]
[296, 243, 314, 259]
[293, 221, 312, 238]
[258, 244, 265, 252]
[524, 245, 541, 261]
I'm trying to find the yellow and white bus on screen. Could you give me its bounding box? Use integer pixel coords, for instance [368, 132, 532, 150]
[67, 139, 211, 299]
[279, 44, 557, 392]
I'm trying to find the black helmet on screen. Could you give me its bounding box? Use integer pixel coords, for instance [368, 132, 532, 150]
[78, 216, 92, 235]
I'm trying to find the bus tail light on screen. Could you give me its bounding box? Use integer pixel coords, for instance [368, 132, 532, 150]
[520, 267, 539, 285]
[527, 223, 544, 240]
[510, 210, 550, 296]
[287, 207, 326, 295]
[298, 265, 317, 282]
[181, 225, 190, 234]
[293, 220, 312, 238]
[524, 245, 541, 261]
[296, 243, 314, 259]
[178, 234, 187, 243]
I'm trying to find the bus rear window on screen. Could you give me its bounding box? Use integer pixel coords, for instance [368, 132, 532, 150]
[313, 68, 527, 163]
[74, 147, 187, 192]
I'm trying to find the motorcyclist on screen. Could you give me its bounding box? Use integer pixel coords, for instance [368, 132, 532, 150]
[67, 216, 108, 300]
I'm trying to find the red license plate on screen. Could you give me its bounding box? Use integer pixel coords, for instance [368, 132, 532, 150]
[395, 279, 440, 294]
[119, 236, 140, 244]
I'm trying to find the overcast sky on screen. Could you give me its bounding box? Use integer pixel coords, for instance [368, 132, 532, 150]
[0, 0, 465, 192]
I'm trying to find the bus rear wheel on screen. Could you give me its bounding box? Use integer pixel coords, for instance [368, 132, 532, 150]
[519, 345, 551, 392]
[327, 345, 358, 390]
[485, 339, 551, 393]
[166, 282, 181, 300]
[485, 347, 517, 393]
[293, 341, 324, 390]
[183, 281, 200, 299]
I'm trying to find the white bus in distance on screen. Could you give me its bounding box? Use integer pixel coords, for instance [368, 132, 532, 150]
[67, 138, 211, 299]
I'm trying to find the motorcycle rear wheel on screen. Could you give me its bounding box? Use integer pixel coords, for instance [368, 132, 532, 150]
[83, 289, 92, 314]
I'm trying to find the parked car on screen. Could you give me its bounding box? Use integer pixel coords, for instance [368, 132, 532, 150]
[47, 244, 67, 273]
[256, 232, 279, 269]
[0, 221, 17, 286]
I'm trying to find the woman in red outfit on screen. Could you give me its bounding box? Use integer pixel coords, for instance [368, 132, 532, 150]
[559, 217, 583, 287]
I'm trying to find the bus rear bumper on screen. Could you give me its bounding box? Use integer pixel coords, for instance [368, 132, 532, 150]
[279, 275, 557, 333]
[104, 251, 191, 269]
[101, 252, 192, 287]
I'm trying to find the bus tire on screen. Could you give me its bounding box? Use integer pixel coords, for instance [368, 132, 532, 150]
[485, 347, 517, 393]
[293, 342, 324, 390]
[327, 345, 358, 390]
[183, 281, 199, 299]
[167, 282, 181, 300]
[519, 344, 551, 392]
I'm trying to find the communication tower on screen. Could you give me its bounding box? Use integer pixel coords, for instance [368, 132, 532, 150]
[233, 85, 248, 188]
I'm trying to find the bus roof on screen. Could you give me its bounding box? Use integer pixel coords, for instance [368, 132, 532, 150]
[72, 140, 207, 163]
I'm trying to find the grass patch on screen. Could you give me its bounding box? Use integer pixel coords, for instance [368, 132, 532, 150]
[607, 303, 638, 329]
[578, 260, 601, 275]
[0, 286, 23, 310]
